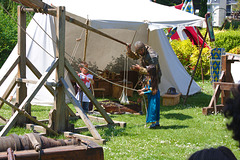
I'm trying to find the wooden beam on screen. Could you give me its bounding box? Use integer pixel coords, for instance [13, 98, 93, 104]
[83, 19, 89, 61]
[74, 124, 118, 133]
[12, 0, 45, 10]
[26, 58, 76, 117]
[16, 78, 58, 87]
[213, 82, 239, 91]
[208, 84, 221, 108]
[0, 74, 17, 109]
[0, 59, 58, 137]
[16, 5, 28, 125]
[0, 97, 57, 136]
[64, 132, 106, 145]
[65, 59, 114, 124]
[0, 56, 19, 86]
[53, 6, 67, 132]
[26, 124, 47, 134]
[60, 78, 102, 140]
[0, 116, 6, 124]
[87, 115, 126, 128]
[17, 0, 128, 46]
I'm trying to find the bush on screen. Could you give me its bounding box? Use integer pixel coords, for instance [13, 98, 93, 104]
[229, 46, 240, 54]
[0, 2, 33, 67]
[222, 20, 240, 30]
[213, 30, 240, 52]
[170, 39, 210, 78]
[0, 8, 18, 67]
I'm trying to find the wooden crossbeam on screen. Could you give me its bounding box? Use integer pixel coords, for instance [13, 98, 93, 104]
[0, 97, 57, 135]
[87, 115, 126, 128]
[26, 58, 76, 117]
[65, 59, 114, 124]
[18, 0, 128, 46]
[213, 82, 239, 91]
[0, 56, 19, 86]
[60, 78, 102, 140]
[0, 74, 17, 109]
[0, 59, 58, 136]
[12, 0, 44, 10]
[0, 116, 6, 124]
[64, 132, 106, 145]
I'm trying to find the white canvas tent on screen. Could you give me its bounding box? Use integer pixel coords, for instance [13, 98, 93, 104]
[0, 0, 205, 106]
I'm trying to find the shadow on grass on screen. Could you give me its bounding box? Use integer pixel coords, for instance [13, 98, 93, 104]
[147, 125, 188, 130]
[159, 125, 188, 130]
[162, 113, 193, 120]
[83, 125, 129, 141]
[160, 92, 220, 112]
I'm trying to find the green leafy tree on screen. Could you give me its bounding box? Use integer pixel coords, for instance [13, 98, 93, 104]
[0, 1, 33, 67]
[198, 0, 207, 18]
[232, 0, 240, 11]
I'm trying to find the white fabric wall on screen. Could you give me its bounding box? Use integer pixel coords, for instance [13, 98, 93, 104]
[148, 29, 201, 95]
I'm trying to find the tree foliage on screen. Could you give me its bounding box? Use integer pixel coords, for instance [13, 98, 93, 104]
[0, 1, 33, 67]
[198, 0, 207, 18]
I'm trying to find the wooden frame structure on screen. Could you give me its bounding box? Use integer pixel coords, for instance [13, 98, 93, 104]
[202, 54, 240, 115]
[0, 0, 126, 144]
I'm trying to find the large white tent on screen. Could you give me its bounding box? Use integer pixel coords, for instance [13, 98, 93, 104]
[0, 0, 205, 106]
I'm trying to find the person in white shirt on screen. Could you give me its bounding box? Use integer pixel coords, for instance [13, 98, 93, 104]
[76, 62, 94, 113]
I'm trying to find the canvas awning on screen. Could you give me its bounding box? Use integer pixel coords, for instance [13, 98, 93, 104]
[48, 0, 205, 30]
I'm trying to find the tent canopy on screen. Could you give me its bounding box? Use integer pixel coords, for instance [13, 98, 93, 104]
[0, 0, 203, 106]
[48, 0, 205, 31]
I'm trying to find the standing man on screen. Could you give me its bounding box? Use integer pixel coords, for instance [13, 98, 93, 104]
[126, 41, 162, 84]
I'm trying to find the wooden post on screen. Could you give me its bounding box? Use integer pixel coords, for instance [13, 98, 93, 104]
[16, 6, 28, 126]
[53, 6, 68, 132]
[83, 19, 89, 61]
[221, 55, 232, 105]
[184, 31, 208, 104]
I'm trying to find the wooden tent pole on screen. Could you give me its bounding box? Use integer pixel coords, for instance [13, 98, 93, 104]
[83, 19, 89, 61]
[196, 27, 204, 83]
[184, 31, 208, 104]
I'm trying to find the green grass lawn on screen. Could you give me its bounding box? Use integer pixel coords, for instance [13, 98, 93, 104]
[1, 79, 239, 159]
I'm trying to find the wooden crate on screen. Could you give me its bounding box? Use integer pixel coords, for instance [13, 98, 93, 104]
[162, 93, 181, 106]
[112, 81, 133, 99]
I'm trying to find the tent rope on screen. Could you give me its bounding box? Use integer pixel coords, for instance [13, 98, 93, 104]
[1, 3, 138, 92]
[0, 3, 55, 59]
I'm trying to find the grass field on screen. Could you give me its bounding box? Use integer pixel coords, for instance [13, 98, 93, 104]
[1, 79, 239, 159]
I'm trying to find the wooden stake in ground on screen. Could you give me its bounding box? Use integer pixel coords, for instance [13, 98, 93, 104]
[184, 31, 208, 104]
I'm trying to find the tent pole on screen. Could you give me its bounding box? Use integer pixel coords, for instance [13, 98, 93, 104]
[83, 19, 89, 62]
[184, 30, 208, 104]
[196, 27, 204, 83]
[147, 29, 150, 44]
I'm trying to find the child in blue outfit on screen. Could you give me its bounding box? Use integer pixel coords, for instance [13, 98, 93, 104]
[138, 64, 160, 129]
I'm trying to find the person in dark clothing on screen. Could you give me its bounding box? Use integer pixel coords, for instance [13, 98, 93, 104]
[223, 84, 240, 146]
[188, 146, 237, 160]
[126, 41, 162, 84]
